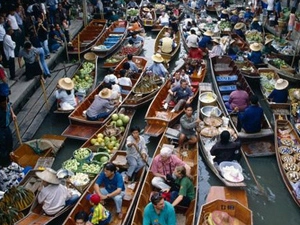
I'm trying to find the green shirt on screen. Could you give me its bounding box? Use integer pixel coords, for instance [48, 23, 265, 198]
[175, 176, 195, 200]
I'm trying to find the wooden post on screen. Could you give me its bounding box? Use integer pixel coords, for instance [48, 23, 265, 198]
[78, 34, 80, 62]
[82, 0, 88, 27]
[40, 77, 50, 110]
[13, 119, 22, 145]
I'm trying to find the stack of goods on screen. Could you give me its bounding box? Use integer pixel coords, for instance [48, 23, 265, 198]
[0, 162, 25, 192]
[72, 61, 95, 91]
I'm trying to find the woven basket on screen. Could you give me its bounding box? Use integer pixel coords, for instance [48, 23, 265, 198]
[84, 52, 96, 62]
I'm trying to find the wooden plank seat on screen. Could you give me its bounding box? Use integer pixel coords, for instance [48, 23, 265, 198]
[216, 75, 238, 84]
[219, 85, 237, 94]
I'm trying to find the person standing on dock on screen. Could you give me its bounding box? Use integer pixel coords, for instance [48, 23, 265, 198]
[3, 28, 16, 80]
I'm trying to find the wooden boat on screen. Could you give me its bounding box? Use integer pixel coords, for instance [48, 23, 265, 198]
[231, 33, 249, 52]
[210, 56, 275, 157]
[275, 116, 300, 207]
[197, 186, 253, 225]
[131, 129, 199, 225]
[139, 0, 157, 27]
[234, 59, 259, 79]
[63, 150, 146, 225]
[62, 56, 147, 140]
[151, 8, 184, 32]
[103, 39, 143, 69]
[144, 60, 207, 137]
[91, 21, 128, 58]
[10, 134, 66, 168]
[67, 19, 107, 55]
[198, 83, 246, 187]
[154, 26, 181, 63]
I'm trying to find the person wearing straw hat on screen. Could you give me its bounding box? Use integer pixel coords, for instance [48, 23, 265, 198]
[233, 22, 245, 40]
[0, 95, 16, 167]
[250, 17, 262, 32]
[248, 42, 263, 66]
[36, 168, 73, 215]
[262, 38, 278, 55]
[198, 30, 213, 53]
[55, 77, 77, 111]
[243, 6, 253, 22]
[220, 9, 229, 20]
[147, 53, 168, 78]
[230, 9, 239, 25]
[86, 88, 117, 121]
[209, 39, 224, 58]
[142, 7, 153, 20]
[268, 78, 289, 103]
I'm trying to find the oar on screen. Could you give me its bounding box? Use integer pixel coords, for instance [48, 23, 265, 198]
[40, 77, 50, 110]
[133, 143, 150, 168]
[13, 118, 22, 145]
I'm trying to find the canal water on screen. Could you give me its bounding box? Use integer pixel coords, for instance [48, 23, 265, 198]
[33, 30, 300, 224]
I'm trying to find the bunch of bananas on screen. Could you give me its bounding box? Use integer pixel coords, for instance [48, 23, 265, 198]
[0, 206, 24, 225]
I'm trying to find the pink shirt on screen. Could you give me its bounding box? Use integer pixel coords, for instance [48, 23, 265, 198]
[229, 90, 249, 111]
[151, 155, 185, 175]
[288, 13, 296, 27]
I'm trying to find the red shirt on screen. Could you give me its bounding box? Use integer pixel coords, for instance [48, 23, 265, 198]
[188, 48, 203, 60]
[0, 67, 6, 81]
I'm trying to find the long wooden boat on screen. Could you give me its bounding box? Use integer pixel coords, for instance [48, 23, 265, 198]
[197, 186, 253, 225]
[154, 26, 181, 63]
[139, 1, 157, 27]
[210, 56, 275, 157]
[144, 60, 207, 137]
[198, 83, 246, 187]
[275, 116, 300, 207]
[231, 33, 249, 52]
[151, 8, 184, 32]
[131, 129, 199, 225]
[91, 21, 128, 58]
[103, 39, 143, 69]
[67, 19, 107, 55]
[234, 59, 259, 79]
[62, 56, 147, 140]
[63, 150, 146, 225]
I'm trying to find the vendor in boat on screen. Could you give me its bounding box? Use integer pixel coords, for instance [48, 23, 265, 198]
[55, 77, 77, 111]
[198, 30, 213, 53]
[262, 38, 278, 55]
[268, 78, 289, 103]
[36, 168, 76, 216]
[128, 32, 144, 46]
[162, 79, 194, 112]
[210, 130, 241, 165]
[156, 11, 170, 26]
[219, 9, 229, 21]
[0, 96, 16, 167]
[85, 88, 118, 121]
[178, 104, 201, 149]
[248, 42, 263, 66]
[118, 69, 132, 94]
[225, 82, 249, 113]
[147, 53, 168, 78]
[209, 39, 224, 58]
[243, 7, 253, 22]
[128, 18, 143, 35]
[187, 42, 204, 60]
[170, 165, 195, 207]
[151, 146, 191, 191]
[233, 22, 245, 40]
[250, 17, 262, 32]
[142, 8, 153, 20]
[143, 192, 176, 225]
[159, 31, 176, 54]
[94, 162, 125, 219]
[125, 126, 148, 183]
[230, 9, 239, 26]
[126, 54, 139, 73]
[236, 95, 264, 133]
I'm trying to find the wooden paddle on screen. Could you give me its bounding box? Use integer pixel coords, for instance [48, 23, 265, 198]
[132, 143, 150, 168]
[40, 77, 50, 110]
[13, 118, 22, 145]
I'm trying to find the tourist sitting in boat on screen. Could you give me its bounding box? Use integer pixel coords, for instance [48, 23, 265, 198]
[156, 11, 170, 26]
[250, 17, 262, 32]
[147, 53, 168, 78]
[268, 78, 289, 103]
[186, 29, 199, 49]
[262, 38, 278, 55]
[171, 71, 182, 87]
[150, 146, 191, 191]
[243, 7, 253, 22]
[127, 54, 139, 73]
[170, 165, 195, 207]
[55, 77, 77, 111]
[127, 0, 139, 8]
[219, 9, 229, 20]
[225, 82, 249, 113]
[180, 69, 192, 85]
[74, 211, 89, 225]
[198, 30, 213, 52]
[87, 193, 111, 225]
[118, 69, 132, 86]
[94, 162, 125, 219]
[125, 126, 148, 183]
[143, 192, 176, 225]
[178, 104, 201, 149]
[166, 26, 177, 40]
[128, 32, 144, 46]
[85, 88, 118, 121]
[188, 42, 204, 60]
[159, 32, 176, 54]
[230, 9, 239, 26]
[142, 8, 153, 20]
[236, 95, 264, 133]
[163, 79, 194, 112]
[36, 168, 78, 216]
[209, 39, 224, 58]
[206, 0, 214, 8]
[248, 42, 263, 66]
[210, 130, 241, 165]
[183, 15, 193, 29]
[233, 22, 245, 40]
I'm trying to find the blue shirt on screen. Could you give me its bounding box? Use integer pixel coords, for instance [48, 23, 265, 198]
[238, 105, 263, 133]
[129, 35, 144, 45]
[143, 201, 176, 225]
[275, 2, 281, 13]
[244, 11, 253, 20]
[96, 172, 125, 193]
[171, 85, 193, 101]
[198, 35, 211, 48]
[248, 51, 263, 65]
[268, 89, 288, 103]
[128, 60, 139, 73]
[234, 29, 245, 40]
[250, 22, 262, 32]
[230, 15, 239, 24]
[148, 63, 168, 77]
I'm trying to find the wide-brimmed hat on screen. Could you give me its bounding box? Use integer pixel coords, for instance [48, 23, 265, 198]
[152, 53, 164, 62]
[230, 39, 235, 44]
[275, 78, 289, 90]
[250, 42, 262, 51]
[99, 88, 112, 99]
[222, 9, 228, 14]
[232, 10, 238, 15]
[246, 6, 250, 10]
[212, 39, 219, 44]
[252, 17, 259, 22]
[234, 22, 245, 30]
[190, 42, 199, 48]
[36, 168, 60, 184]
[143, 7, 150, 12]
[204, 30, 214, 36]
[58, 78, 74, 90]
[265, 38, 274, 45]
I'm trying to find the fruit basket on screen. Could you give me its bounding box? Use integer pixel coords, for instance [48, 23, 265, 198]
[73, 148, 93, 162]
[287, 171, 300, 183]
[283, 162, 299, 172]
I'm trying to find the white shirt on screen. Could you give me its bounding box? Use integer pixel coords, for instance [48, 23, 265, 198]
[209, 45, 224, 58]
[0, 24, 6, 41]
[55, 89, 77, 109]
[3, 34, 16, 60]
[118, 77, 132, 87]
[267, 0, 274, 10]
[7, 14, 19, 30]
[184, 18, 193, 27]
[186, 34, 199, 48]
[159, 15, 169, 24]
[191, 1, 197, 9]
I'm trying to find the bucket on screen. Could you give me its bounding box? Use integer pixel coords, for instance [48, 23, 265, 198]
[222, 116, 229, 127]
[199, 92, 217, 106]
[295, 21, 300, 32]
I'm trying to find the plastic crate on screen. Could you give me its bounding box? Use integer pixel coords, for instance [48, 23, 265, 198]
[222, 95, 230, 102]
[113, 27, 126, 33]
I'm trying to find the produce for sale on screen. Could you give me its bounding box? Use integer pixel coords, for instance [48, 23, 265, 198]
[270, 58, 288, 68]
[70, 173, 90, 186]
[73, 148, 92, 160]
[63, 158, 80, 172]
[219, 21, 231, 31]
[72, 61, 95, 91]
[127, 8, 139, 17]
[245, 30, 263, 43]
[81, 162, 102, 174]
[105, 45, 139, 64]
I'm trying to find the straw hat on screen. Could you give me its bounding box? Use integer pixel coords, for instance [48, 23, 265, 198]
[204, 30, 214, 36]
[232, 10, 238, 15]
[99, 88, 112, 99]
[234, 22, 245, 30]
[252, 17, 259, 22]
[190, 42, 199, 48]
[222, 9, 228, 14]
[230, 39, 235, 45]
[152, 53, 164, 62]
[265, 38, 274, 45]
[58, 77, 74, 90]
[212, 39, 219, 44]
[36, 168, 60, 184]
[238, 13, 244, 18]
[143, 7, 150, 12]
[275, 79, 289, 90]
[164, 32, 170, 37]
[246, 6, 250, 10]
[249, 42, 262, 51]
